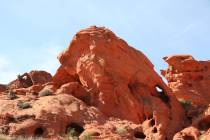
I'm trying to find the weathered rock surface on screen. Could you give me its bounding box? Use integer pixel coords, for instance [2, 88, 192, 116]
[0, 93, 104, 139]
[8, 71, 52, 90]
[55, 26, 185, 139]
[162, 55, 210, 105]
[162, 55, 210, 140]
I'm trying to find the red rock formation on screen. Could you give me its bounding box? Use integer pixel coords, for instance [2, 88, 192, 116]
[53, 66, 77, 88]
[162, 55, 210, 105]
[0, 84, 7, 92]
[0, 93, 104, 139]
[162, 55, 210, 140]
[0, 26, 187, 140]
[29, 70, 53, 85]
[8, 71, 52, 90]
[55, 26, 185, 139]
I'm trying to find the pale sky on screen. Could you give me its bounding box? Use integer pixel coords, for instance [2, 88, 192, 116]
[0, 0, 210, 84]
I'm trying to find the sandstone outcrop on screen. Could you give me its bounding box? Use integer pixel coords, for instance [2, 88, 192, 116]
[162, 55, 210, 140]
[8, 71, 52, 90]
[54, 26, 185, 139]
[162, 55, 210, 105]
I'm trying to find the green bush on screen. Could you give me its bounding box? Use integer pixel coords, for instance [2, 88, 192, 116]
[179, 99, 192, 111]
[81, 133, 92, 140]
[64, 128, 79, 140]
[17, 101, 31, 109]
[38, 89, 53, 97]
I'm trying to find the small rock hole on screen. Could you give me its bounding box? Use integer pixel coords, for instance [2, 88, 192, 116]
[34, 127, 44, 137]
[156, 86, 163, 92]
[66, 123, 84, 137]
[150, 119, 155, 126]
[183, 135, 195, 140]
[134, 131, 146, 139]
[152, 127, 158, 133]
[155, 85, 169, 103]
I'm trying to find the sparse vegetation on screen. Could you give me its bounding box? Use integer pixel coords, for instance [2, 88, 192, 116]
[179, 99, 192, 111]
[17, 101, 31, 109]
[7, 91, 17, 100]
[116, 126, 127, 136]
[80, 133, 92, 140]
[38, 89, 53, 97]
[64, 128, 79, 140]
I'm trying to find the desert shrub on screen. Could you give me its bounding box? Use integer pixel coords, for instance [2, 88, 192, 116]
[116, 126, 127, 135]
[179, 99, 192, 111]
[80, 133, 92, 140]
[38, 89, 53, 97]
[64, 128, 79, 140]
[17, 101, 31, 109]
[7, 91, 17, 100]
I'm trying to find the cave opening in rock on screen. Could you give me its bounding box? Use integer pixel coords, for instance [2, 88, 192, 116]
[66, 122, 84, 136]
[182, 135, 195, 140]
[134, 131, 146, 139]
[34, 127, 44, 137]
[155, 85, 169, 103]
[152, 127, 158, 133]
[149, 118, 155, 126]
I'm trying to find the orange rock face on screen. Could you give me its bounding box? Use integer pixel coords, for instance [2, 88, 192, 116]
[55, 26, 185, 139]
[162, 55, 210, 140]
[162, 55, 210, 105]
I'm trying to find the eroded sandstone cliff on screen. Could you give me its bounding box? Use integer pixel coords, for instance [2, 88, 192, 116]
[162, 55, 210, 140]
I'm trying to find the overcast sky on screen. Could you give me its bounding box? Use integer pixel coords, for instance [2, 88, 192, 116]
[0, 0, 210, 84]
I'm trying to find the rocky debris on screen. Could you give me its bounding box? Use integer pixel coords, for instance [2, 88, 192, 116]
[8, 71, 52, 90]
